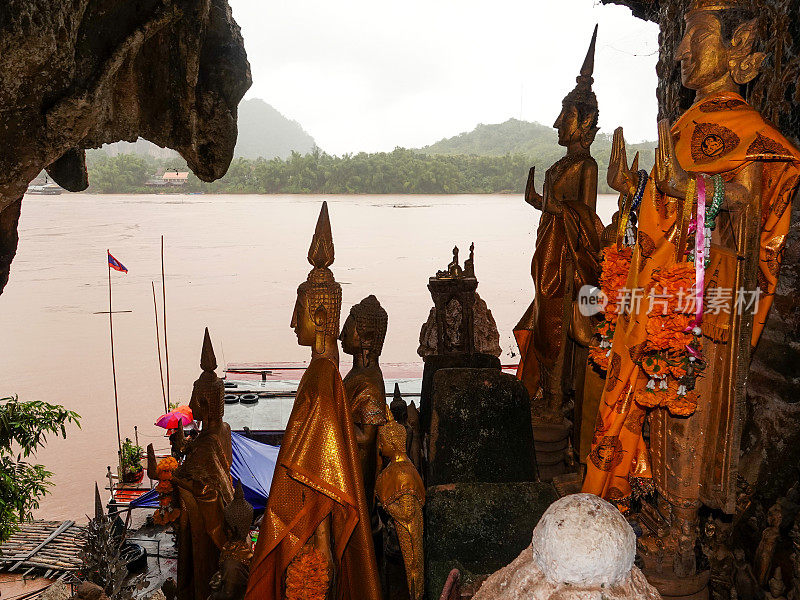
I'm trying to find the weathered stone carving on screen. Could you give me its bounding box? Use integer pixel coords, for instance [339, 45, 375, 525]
[0, 0, 251, 292]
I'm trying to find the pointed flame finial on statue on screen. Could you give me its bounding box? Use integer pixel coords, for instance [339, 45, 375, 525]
[201, 327, 217, 372]
[308, 201, 335, 269]
[580, 24, 598, 81]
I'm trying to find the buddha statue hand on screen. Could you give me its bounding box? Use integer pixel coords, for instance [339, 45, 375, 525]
[608, 127, 639, 196]
[654, 118, 690, 200]
[524, 166, 543, 210]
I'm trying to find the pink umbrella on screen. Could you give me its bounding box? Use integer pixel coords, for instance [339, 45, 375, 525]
[155, 407, 193, 429]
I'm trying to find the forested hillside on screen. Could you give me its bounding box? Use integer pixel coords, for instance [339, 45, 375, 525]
[81, 117, 655, 195]
[234, 99, 317, 159]
[421, 118, 656, 192]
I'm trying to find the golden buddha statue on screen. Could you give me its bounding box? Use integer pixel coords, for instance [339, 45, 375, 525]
[513, 26, 604, 467]
[168, 328, 234, 600]
[375, 407, 425, 600]
[340, 294, 389, 515]
[245, 202, 381, 600]
[583, 0, 800, 588]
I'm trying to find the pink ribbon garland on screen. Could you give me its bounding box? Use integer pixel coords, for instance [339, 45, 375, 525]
[694, 176, 706, 327]
[683, 176, 706, 344]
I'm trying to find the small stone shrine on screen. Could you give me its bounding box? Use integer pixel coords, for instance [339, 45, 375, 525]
[420, 246, 554, 598]
[417, 244, 502, 433]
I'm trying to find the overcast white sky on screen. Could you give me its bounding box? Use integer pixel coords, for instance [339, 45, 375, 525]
[228, 0, 660, 155]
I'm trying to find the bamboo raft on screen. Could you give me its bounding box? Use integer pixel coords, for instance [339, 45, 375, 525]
[0, 520, 86, 579]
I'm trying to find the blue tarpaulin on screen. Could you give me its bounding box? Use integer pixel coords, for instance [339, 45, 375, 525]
[129, 432, 280, 510]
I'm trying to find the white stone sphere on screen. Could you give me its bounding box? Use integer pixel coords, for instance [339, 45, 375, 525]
[531, 493, 636, 587]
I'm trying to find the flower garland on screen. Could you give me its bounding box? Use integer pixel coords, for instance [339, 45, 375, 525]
[590, 172, 648, 371]
[285, 546, 330, 600]
[152, 456, 180, 525]
[632, 173, 725, 418]
[589, 244, 633, 370]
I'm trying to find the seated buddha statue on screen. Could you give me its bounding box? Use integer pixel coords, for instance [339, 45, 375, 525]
[340, 294, 389, 516]
[245, 202, 381, 600]
[376, 408, 425, 600]
[513, 26, 604, 460]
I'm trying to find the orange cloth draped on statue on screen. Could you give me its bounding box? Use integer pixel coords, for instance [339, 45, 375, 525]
[515, 196, 603, 396]
[244, 356, 382, 600]
[582, 91, 800, 508]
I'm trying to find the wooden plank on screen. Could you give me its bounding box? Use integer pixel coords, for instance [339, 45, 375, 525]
[9, 520, 74, 571]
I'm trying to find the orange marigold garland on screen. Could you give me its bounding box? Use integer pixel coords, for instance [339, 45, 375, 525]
[590, 245, 633, 371]
[634, 262, 704, 416]
[152, 456, 180, 525]
[285, 545, 330, 600]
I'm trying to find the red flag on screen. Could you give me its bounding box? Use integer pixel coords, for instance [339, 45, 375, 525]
[107, 251, 128, 274]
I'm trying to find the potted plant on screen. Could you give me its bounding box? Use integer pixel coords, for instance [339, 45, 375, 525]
[120, 437, 144, 484]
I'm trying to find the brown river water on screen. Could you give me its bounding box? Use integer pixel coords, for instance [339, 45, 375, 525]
[2, 193, 617, 520]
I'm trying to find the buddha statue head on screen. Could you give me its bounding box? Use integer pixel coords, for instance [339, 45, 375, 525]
[390, 382, 408, 425]
[223, 481, 254, 542]
[679, 0, 766, 92]
[340, 295, 388, 364]
[189, 328, 225, 425]
[556, 25, 599, 150]
[291, 202, 342, 355]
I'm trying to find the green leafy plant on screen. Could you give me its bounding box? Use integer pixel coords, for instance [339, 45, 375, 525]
[119, 438, 142, 476]
[0, 395, 80, 542]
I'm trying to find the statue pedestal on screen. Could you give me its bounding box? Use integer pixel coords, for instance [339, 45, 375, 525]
[531, 419, 571, 481]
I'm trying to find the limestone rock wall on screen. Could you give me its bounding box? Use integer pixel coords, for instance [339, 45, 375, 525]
[0, 0, 252, 292]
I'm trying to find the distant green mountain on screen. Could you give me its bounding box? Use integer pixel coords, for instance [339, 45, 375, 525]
[234, 98, 317, 159]
[418, 118, 656, 194]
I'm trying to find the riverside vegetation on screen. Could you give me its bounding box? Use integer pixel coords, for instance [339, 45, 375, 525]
[84, 119, 656, 195]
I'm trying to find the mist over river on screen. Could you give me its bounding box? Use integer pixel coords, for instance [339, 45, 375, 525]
[2, 193, 616, 519]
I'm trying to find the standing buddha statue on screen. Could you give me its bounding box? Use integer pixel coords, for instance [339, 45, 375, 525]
[375, 407, 426, 600]
[583, 0, 800, 591]
[245, 202, 382, 600]
[169, 328, 234, 600]
[513, 26, 604, 473]
[340, 294, 389, 516]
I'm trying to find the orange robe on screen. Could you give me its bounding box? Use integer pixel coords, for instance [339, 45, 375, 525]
[582, 92, 800, 510]
[244, 356, 382, 600]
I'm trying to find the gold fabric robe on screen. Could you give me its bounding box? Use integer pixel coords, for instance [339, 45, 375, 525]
[245, 357, 382, 600]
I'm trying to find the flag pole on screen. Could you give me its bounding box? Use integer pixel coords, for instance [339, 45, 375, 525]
[161, 236, 171, 409]
[152, 281, 168, 413]
[107, 250, 123, 464]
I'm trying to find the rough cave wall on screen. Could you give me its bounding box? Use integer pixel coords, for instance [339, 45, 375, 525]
[0, 0, 252, 292]
[603, 0, 800, 502]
